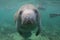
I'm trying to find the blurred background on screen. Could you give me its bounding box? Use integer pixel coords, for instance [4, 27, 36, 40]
[0, 0, 60, 40]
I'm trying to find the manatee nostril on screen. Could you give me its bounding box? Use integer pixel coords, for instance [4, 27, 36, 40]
[23, 18, 31, 24]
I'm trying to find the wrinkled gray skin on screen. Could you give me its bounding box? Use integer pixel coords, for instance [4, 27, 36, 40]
[14, 4, 41, 40]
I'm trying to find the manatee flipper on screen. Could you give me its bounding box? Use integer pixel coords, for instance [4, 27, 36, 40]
[36, 27, 41, 36]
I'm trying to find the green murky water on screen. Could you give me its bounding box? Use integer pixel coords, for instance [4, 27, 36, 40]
[0, 0, 60, 40]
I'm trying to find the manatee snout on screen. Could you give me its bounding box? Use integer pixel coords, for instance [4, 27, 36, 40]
[21, 9, 36, 24]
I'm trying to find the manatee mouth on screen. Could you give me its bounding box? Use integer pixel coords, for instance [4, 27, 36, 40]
[24, 20, 32, 24]
[22, 19, 35, 24]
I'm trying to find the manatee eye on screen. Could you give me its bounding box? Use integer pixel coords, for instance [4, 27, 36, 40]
[19, 11, 23, 15]
[33, 9, 38, 18]
[34, 9, 38, 14]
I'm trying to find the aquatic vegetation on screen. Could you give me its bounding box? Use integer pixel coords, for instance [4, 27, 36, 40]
[0, 25, 60, 40]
